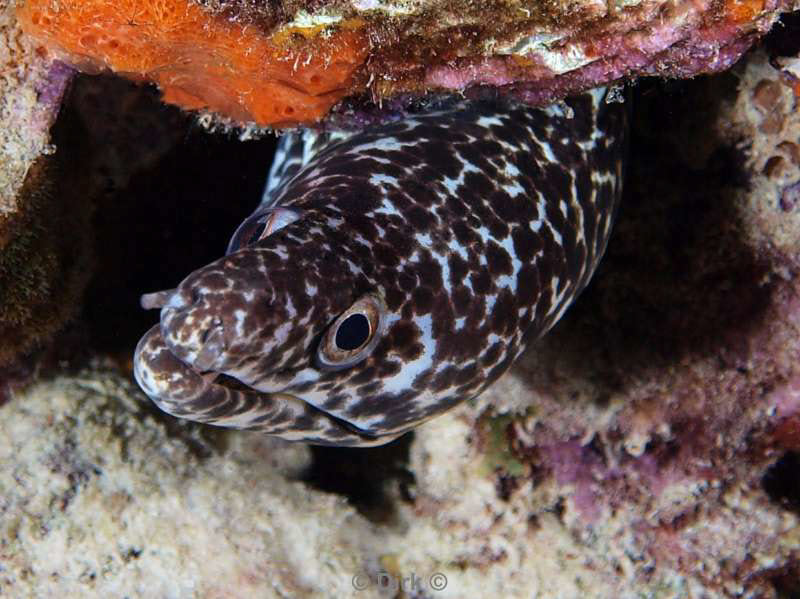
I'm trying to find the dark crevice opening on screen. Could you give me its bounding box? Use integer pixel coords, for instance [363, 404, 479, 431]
[762, 451, 800, 514]
[302, 433, 416, 523]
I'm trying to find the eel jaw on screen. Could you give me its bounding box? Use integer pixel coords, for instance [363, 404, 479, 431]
[133, 325, 401, 447]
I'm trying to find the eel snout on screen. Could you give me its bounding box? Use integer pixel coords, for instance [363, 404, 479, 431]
[141, 284, 234, 373]
[133, 324, 399, 446]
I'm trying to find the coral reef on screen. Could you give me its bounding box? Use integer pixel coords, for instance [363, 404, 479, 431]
[2, 40, 800, 595]
[0, 1, 69, 210]
[0, 2, 85, 368]
[478, 46, 800, 594]
[0, 42, 193, 370]
[0, 156, 92, 367]
[0, 0, 799, 594]
[0, 72, 189, 369]
[16, 0, 800, 127]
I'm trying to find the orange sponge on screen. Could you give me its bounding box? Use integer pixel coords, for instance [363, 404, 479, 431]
[17, 0, 369, 127]
[725, 0, 765, 23]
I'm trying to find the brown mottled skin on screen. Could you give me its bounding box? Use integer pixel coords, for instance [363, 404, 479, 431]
[134, 89, 626, 446]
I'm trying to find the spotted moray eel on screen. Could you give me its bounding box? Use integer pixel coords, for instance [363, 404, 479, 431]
[133, 88, 626, 446]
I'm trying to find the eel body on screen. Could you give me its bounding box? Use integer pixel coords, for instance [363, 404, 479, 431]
[133, 89, 626, 446]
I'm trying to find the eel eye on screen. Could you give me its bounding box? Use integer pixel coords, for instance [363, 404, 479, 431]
[226, 207, 301, 254]
[317, 294, 386, 370]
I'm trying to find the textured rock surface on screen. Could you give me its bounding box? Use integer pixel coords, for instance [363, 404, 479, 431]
[0, 155, 93, 368]
[0, 1, 88, 367]
[0, 32, 189, 367]
[15, 0, 800, 127]
[0, 371, 362, 597]
[3, 43, 800, 597]
[0, 0, 69, 213]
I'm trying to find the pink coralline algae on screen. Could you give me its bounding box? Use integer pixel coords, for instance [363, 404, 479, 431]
[429, 1, 792, 108]
[781, 181, 800, 212]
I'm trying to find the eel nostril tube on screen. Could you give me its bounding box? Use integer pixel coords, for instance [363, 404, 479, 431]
[140, 289, 178, 310]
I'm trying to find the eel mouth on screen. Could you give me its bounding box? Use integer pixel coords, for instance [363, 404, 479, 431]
[133, 324, 398, 446]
